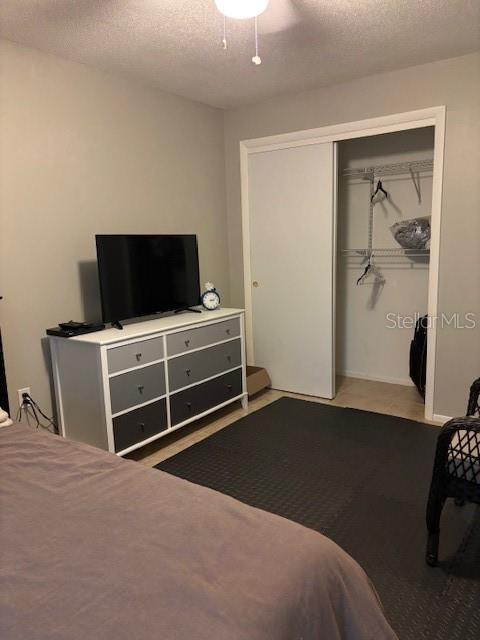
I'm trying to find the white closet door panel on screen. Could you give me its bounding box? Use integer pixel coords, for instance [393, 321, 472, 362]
[248, 143, 335, 398]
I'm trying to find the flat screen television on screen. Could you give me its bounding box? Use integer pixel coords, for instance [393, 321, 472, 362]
[96, 234, 200, 324]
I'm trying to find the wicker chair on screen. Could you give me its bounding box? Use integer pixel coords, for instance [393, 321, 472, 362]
[426, 377, 480, 566]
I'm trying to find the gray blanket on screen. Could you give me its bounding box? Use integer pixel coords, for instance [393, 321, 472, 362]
[0, 424, 397, 639]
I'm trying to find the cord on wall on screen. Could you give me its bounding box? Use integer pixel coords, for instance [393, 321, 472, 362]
[16, 393, 58, 434]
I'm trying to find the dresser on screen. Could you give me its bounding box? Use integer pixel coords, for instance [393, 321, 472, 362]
[50, 309, 247, 455]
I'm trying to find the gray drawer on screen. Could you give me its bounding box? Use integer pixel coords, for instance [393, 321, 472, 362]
[170, 369, 243, 426]
[167, 317, 240, 356]
[107, 336, 164, 374]
[168, 339, 242, 392]
[113, 399, 167, 452]
[110, 363, 166, 414]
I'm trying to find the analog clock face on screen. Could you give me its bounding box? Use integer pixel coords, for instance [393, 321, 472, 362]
[202, 291, 220, 310]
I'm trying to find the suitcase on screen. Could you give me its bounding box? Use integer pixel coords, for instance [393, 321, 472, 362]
[410, 315, 427, 398]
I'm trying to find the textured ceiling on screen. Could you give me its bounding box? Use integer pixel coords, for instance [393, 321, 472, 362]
[1, 1, 479, 108]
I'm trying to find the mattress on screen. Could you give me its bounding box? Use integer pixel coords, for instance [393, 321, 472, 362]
[0, 424, 397, 639]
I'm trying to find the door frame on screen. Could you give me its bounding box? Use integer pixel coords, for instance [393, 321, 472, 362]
[240, 106, 446, 422]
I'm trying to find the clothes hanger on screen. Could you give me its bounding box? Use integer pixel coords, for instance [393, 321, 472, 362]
[354, 176, 387, 286]
[356, 255, 372, 285]
[356, 252, 385, 286]
[409, 168, 422, 204]
[370, 179, 388, 202]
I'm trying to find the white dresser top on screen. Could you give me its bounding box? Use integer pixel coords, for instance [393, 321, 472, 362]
[63, 308, 244, 346]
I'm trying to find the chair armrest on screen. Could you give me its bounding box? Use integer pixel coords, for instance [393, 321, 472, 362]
[440, 415, 480, 440]
[429, 416, 480, 486]
[439, 416, 480, 485]
[467, 377, 480, 416]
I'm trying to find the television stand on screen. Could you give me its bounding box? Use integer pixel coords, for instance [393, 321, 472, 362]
[174, 307, 202, 314]
[112, 320, 124, 330]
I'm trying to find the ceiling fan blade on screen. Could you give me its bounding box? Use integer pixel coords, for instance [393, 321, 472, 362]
[258, 0, 301, 34]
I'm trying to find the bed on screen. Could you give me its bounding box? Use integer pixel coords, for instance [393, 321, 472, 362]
[0, 424, 397, 639]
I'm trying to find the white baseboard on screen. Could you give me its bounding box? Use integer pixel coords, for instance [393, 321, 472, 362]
[339, 370, 414, 387]
[431, 413, 452, 425]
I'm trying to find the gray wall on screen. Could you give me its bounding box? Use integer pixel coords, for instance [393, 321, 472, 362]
[224, 52, 480, 418]
[0, 40, 229, 417]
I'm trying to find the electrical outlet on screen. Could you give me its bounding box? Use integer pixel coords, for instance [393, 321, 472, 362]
[18, 387, 31, 407]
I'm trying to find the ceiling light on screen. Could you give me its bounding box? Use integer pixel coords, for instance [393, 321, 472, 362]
[215, 0, 269, 20]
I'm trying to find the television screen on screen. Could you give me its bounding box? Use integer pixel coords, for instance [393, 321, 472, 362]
[96, 235, 200, 323]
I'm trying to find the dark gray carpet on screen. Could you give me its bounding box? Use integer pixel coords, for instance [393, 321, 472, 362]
[156, 398, 480, 639]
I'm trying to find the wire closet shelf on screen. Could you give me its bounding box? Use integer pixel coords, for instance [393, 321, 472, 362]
[341, 158, 434, 259]
[342, 158, 434, 180]
[342, 248, 430, 257]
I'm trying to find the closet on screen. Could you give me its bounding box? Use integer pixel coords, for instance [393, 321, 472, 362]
[336, 128, 434, 392]
[243, 111, 442, 419]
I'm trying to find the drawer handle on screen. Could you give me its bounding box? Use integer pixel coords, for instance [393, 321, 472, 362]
[226, 328, 231, 335]
[185, 339, 190, 347]
[227, 384, 233, 391]
[186, 402, 192, 411]
[185, 368, 191, 377]
[135, 353, 142, 362]
[138, 422, 145, 433]
[226, 355, 231, 362]
[137, 385, 145, 394]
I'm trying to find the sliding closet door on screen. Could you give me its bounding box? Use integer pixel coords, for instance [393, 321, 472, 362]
[247, 142, 336, 398]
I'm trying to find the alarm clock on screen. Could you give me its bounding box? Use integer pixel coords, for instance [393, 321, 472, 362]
[201, 282, 220, 311]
